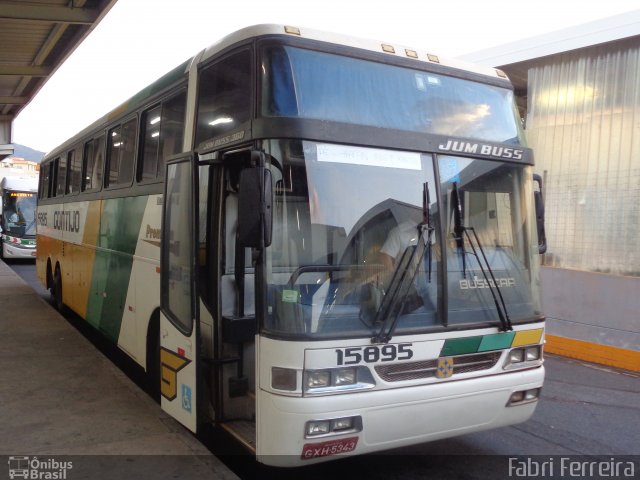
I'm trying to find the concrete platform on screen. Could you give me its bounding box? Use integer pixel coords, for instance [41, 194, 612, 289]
[0, 259, 238, 479]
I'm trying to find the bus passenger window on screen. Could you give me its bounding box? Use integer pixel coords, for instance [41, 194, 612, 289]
[195, 50, 251, 147]
[66, 149, 81, 195]
[56, 156, 66, 197]
[107, 118, 137, 187]
[159, 92, 186, 177]
[140, 105, 162, 182]
[139, 91, 186, 182]
[83, 136, 104, 192]
[40, 163, 51, 199]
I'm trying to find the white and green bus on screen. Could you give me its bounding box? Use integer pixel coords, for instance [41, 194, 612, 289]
[38, 25, 547, 466]
[1, 174, 38, 259]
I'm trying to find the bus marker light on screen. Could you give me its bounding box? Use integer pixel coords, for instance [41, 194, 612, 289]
[381, 44, 395, 54]
[427, 53, 440, 63]
[405, 49, 418, 59]
[271, 367, 297, 391]
[284, 26, 301, 36]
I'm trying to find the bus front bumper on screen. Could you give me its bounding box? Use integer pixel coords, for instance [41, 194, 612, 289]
[256, 366, 544, 466]
[2, 241, 36, 259]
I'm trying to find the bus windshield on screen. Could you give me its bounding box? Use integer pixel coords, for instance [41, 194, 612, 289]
[263, 140, 541, 339]
[261, 45, 525, 144]
[1, 191, 37, 237]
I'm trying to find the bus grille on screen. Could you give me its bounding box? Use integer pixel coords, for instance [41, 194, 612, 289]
[374, 352, 502, 382]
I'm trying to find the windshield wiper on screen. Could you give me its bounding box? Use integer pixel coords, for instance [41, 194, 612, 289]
[372, 182, 433, 344]
[450, 183, 513, 332]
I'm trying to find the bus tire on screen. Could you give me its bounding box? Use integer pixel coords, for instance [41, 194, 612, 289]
[146, 312, 161, 403]
[52, 265, 64, 312]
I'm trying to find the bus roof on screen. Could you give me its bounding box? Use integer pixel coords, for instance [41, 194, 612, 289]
[200, 24, 508, 81]
[44, 24, 509, 161]
[0, 174, 39, 193]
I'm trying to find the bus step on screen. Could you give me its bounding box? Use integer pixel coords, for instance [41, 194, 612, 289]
[221, 420, 256, 453]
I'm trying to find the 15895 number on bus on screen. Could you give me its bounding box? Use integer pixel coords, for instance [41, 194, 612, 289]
[335, 343, 413, 365]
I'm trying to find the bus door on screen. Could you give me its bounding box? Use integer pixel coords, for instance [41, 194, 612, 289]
[205, 148, 262, 451]
[160, 152, 200, 432]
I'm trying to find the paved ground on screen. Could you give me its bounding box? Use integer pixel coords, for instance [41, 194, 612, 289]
[5, 259, 640, 479]
[0, 259, 238, 480]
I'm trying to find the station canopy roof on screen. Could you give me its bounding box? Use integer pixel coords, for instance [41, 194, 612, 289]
[0, 0, 118, 120]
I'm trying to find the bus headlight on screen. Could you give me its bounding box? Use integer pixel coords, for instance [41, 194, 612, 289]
[334, 368, 357, 386]
[504, 345, 543, 370]
[306, 370, 332, 389]
[303, 367, 375, 395]
[525, 345, 542, 361]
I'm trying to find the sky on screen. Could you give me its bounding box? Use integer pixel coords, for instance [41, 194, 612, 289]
[12, 0, 640, 153]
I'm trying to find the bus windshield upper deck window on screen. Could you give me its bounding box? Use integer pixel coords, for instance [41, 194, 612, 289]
[261, 46, 525, 145]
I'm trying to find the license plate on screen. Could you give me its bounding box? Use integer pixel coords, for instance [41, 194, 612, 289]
[301, 436, 358, 460]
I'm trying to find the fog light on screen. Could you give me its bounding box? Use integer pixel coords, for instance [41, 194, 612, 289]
[525, 346, 541, 361]
[305, 416, 363, 438]
[306, 420, 331, 436]
[334, 368, 356, 386]
[525, 388, 541, 401]
[509, 391, 525, 403]
[332, 417, 354, 431]
[507, 388, 541, 406]
[509, 349, 525, 363]
[306, 370, 331, 389]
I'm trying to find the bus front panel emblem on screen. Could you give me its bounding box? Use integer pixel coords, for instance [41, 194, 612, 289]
[436, 357, 454, 379]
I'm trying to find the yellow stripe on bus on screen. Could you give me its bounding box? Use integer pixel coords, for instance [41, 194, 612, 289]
[512, 328, 544, 347]
[67, 200, 102, 318]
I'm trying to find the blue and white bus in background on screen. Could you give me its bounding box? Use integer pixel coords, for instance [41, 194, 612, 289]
[0, 174, 38, 259]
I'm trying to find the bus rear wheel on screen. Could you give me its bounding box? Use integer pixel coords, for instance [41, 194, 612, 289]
[51, 266, 63, 312]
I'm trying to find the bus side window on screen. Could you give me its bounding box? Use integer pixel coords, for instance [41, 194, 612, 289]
[195, 50, 252, 147]
[40, 163, 51, 199]
[159, 92, 186, 176]
[83, 136, 105, 192]
[66, 149, 81, 195]
[56, 155, 66, 197]
[51, 158, 59, 198]
[138, 91, 186, 183]
[107, 117, 137, 187]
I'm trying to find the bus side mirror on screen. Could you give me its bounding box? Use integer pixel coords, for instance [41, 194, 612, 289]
[533, 174, 547, 255]
[237, 164, 273, 249]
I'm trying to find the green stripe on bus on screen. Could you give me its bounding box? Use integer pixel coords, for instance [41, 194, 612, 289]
[86, 196, 148, 342]
[477, 332, 516, 352]
[441, 336, 483, 356]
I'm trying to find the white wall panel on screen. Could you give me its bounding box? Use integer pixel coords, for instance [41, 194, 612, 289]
[526, 41, 640, 276]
